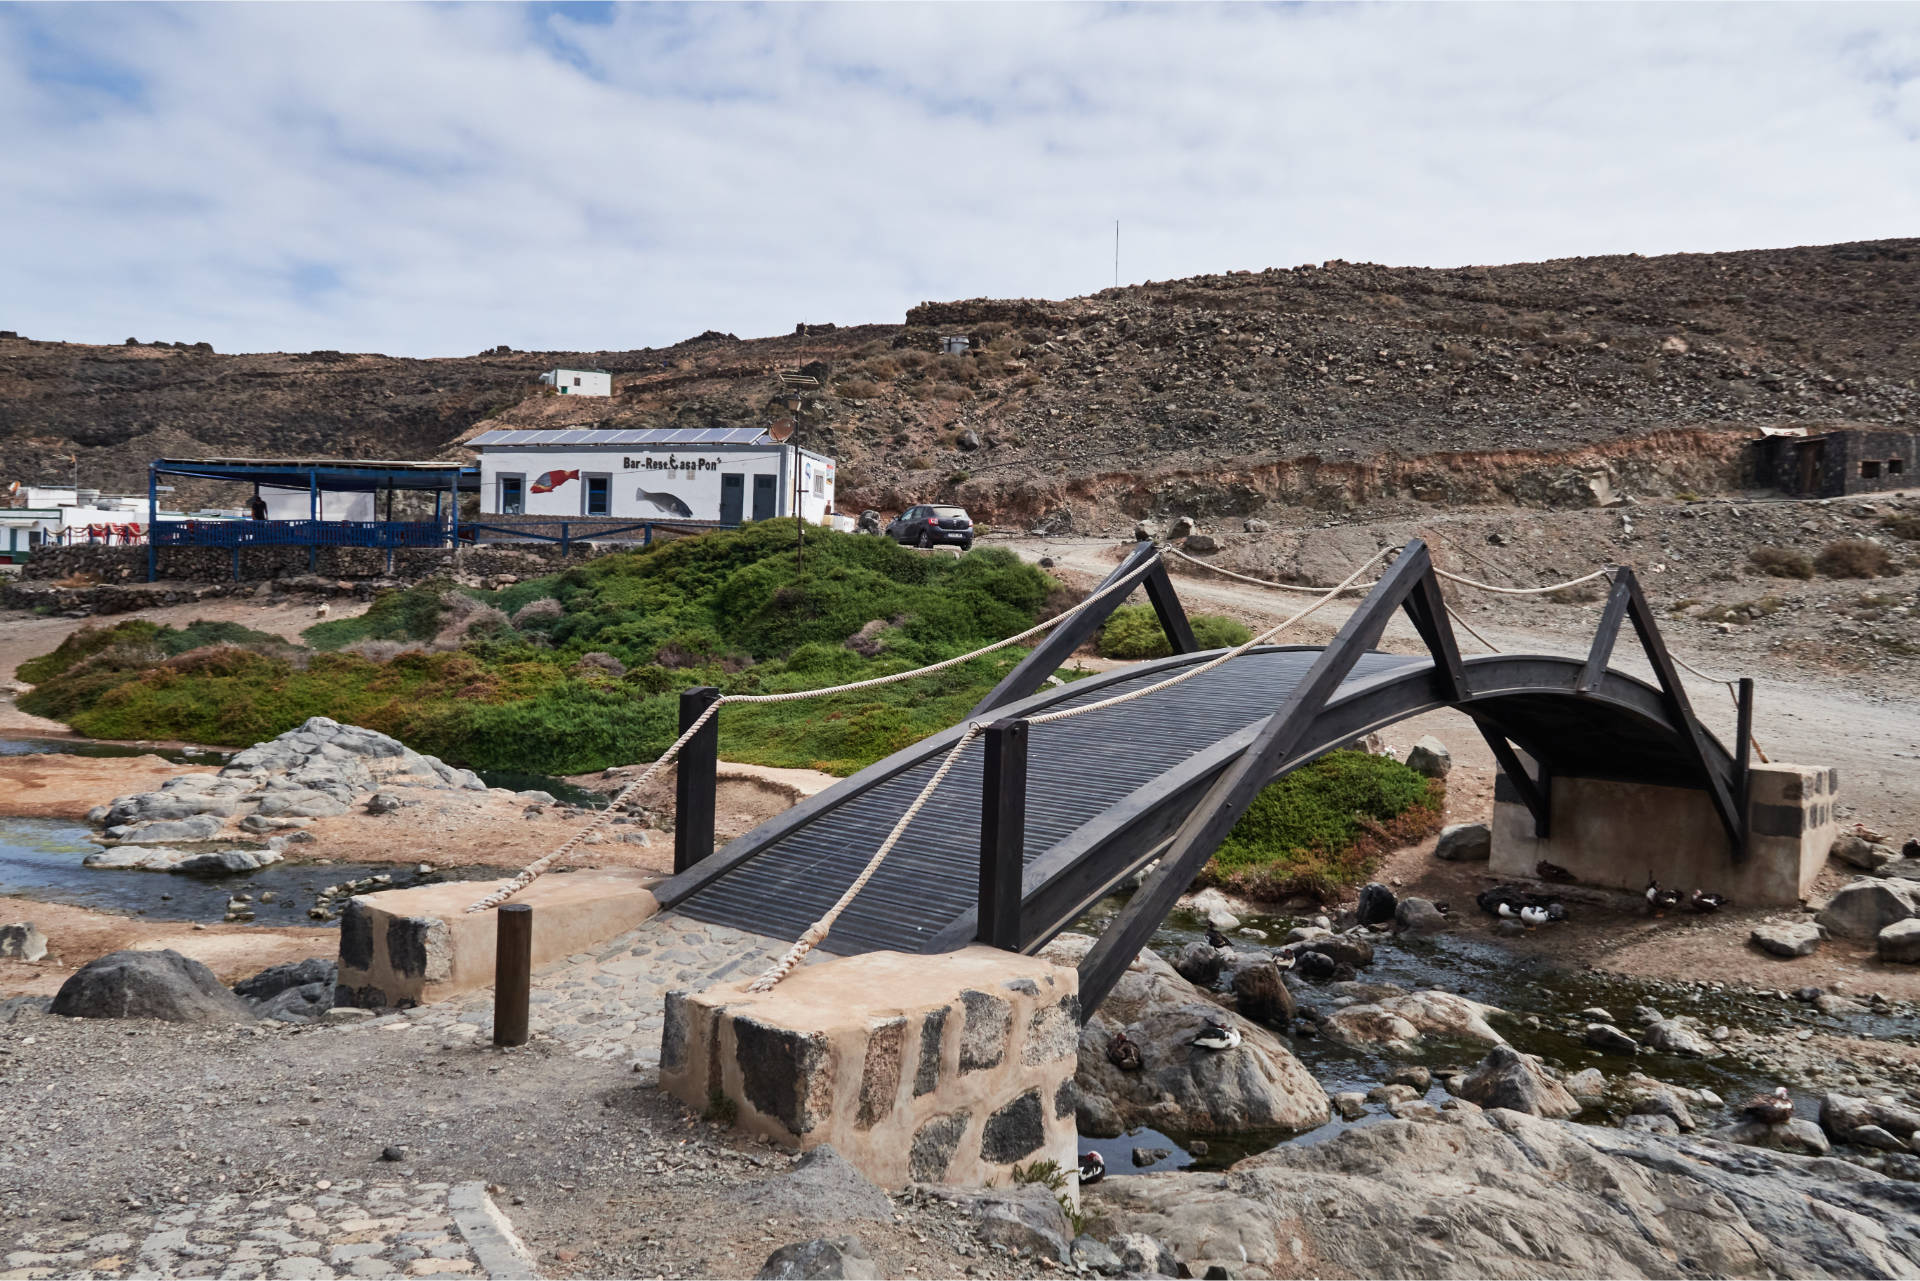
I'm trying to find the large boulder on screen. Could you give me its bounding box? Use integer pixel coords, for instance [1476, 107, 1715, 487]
[81, 845, 189, 871]
[1831, 834, 1896, 872]
[1750, 920, 1823, 958]
[1230, 960, 1296, 1026]
[1172, 942, 1226, 987]
[50, 949, 255, 1024]
[1433, 822, 1491, 862]
[1041, 935, 1328, 1136]
[1879, 919, 1920, 964]
[234, 956, 337, 1002]
[1452, 1045, 1580, 1118]
[757, 1238, 878, 1281]
[1394, 897, 1449, 934]
[1815, 878, 1920, 941]
[917, 1185, 1072, 1264]
[1299, 933, 1373, 969]
[1405, 737, 1452, 779]
[1708, 1117, 1831, 1157]
[1087, 1107, 1920, 1278]
[256, 982, 334, 1023]
[1355, 884, 1397, 927]
[1821, 1093, 1920, 1149]
[1641, 1018, 1717, 1059]
[1322, 985, 1507, 1056]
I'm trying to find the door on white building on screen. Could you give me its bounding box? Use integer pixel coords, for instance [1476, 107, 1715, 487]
[751, 474, 776, 521]
[720, 474, 745, 525]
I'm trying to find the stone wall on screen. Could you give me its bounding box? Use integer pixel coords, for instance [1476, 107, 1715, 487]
[19, 541, 646, 584]
[1491, 762, 1838, 905]
[660, 947, 1081, 1194]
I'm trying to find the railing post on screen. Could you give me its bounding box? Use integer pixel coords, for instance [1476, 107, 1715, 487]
[674, 686, 722, 874]
[493, 903, 531, 1047]
[561, 523, 570, 558]
[977, 717, 1029, 950]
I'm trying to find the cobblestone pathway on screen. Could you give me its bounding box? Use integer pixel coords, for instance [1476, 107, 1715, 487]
[0, 1179, 532, 1281]
[399, 910, 792, 1071]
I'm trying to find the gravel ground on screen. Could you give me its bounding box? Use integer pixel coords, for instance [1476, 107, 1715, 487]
[0, 911, 1056, 1281]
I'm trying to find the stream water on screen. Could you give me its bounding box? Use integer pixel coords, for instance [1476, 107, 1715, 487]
[1073, 895, 1919, 1175]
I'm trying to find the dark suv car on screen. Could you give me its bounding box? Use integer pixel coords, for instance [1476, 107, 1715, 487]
[886, 504, 974, 550]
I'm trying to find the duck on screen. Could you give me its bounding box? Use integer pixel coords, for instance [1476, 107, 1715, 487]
[1742, 1086, 1793, 1125]
[1519, 904, 1552, 927]
[1271, 952, 1297, 972]
[1190, 1019, 1242, 1052]
[1078, 1150, 1106, 1185]
[1205, 925, 1231, 950]
[1497, 902, 1522, 920]
[1432, 900, 1452, 917]
[1477, 885, 1529, 917]
[1646, 876, 1681, 917]
[1106, 1031, 1143, 1072]
[1535, 860, 1576, 883]
[1688, 889, 1730, 914]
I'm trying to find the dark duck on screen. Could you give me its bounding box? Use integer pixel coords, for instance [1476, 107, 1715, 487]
[1106, 1031, 1143, 1072]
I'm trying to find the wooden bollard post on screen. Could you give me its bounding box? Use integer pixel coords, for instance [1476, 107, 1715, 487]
[493, 903, 532, 1047]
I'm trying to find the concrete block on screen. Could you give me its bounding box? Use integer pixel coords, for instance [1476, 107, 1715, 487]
[1490, 763, 1836, 907]
[661, 947, 1079, 1193]
[335, 869, 659, 1007]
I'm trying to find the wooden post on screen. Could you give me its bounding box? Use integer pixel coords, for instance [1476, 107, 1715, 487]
[493, 903, 531, 1047]
[675, 687, 722, 874]
[977, 718, 1029, 950]
[1735, 676, 1755, 853]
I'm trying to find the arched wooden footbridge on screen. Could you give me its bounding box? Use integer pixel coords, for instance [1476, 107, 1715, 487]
[653, 538, 1754, 1015]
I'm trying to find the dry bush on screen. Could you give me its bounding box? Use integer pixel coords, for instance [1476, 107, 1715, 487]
[53, 571, 99, 588]
[571, 650, 626, 678]
[1748, 545, 1814, 579]
[1815, 539, 1895, 579]
[1881, 514, 1920, 541]
[1547, 580, 1606, 605]
[343, 638, 427, 662]
[511, 597, 563, 626]
[836, 378, 881, 399]
[430, 594, 509, 648]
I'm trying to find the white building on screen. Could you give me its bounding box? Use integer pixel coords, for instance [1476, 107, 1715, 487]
[1, 488, 163, 563]
[469, 427, 836, 525]
[539, 368, 612, 397]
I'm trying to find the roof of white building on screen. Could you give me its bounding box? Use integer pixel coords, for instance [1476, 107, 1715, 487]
[468, 427, 776, 447]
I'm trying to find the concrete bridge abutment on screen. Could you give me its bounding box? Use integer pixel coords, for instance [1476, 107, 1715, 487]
[660, 947, 1081, 1195]
[1491, 763, 1838, 905]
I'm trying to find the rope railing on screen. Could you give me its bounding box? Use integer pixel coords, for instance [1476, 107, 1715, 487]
[736, 547, 1399, 988]
[1164, 542, 1770, 762]
[464, 575, 1123, 914]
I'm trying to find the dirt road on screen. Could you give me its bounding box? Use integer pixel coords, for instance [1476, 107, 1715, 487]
[1009, 534, 1920, 841]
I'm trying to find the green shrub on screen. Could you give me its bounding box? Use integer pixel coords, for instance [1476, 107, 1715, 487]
[1748, 545, 1814, 579]
[1097, 604, 1252, 659]
[1816, 539, 1895, 579]
[1202, 750, 1444, 902]
[16, 620, 162, 684]
[18, 523, 1063, 777]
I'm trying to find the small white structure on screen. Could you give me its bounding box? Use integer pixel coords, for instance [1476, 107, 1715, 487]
[539, 368, 612, 397]
[1, 487, 163, 562]
[470, 427, 835, 525]
[940, 335, 971, 356]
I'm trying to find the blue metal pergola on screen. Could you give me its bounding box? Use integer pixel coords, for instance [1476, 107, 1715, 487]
[147, 457, 480, 580]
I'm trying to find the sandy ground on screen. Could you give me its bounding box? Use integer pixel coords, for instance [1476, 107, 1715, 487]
[0, 753, 207, 818]
[0, 899, 332, 997]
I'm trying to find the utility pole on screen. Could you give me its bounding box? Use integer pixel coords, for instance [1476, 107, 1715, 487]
[1114, 221, 1119, 289]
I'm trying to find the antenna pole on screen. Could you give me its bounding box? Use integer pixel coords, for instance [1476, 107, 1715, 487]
[1114, 221, 1119, 289]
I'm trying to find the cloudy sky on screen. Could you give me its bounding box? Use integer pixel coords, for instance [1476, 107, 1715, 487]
[3, 2, 1917, 356]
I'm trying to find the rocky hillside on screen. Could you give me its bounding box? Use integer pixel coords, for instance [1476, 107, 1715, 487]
[4, 239, 1916, 525]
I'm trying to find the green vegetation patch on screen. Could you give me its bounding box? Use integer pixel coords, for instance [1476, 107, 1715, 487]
[1200, 750, 1445, 902]
[20, 521, 1063, 777]
[1096, 603, 1253, 660]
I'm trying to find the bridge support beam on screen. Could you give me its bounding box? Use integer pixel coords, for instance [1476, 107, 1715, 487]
[1490, 762, 1837, 907]
[675, 686, 721, 874]
[977, 719, 1029, 950]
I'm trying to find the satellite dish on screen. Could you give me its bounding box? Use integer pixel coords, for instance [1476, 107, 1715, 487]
[768, 418, 794, 443]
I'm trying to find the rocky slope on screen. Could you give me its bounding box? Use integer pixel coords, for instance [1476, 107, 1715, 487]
[4, 239, 1917, 523]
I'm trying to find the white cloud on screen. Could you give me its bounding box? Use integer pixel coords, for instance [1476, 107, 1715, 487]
[2, 2, 1917, 355]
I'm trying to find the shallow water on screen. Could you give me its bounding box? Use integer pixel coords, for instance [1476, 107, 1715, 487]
[0, 817, 511, 926]
[1073, 894, 1920, 1174]
[0, 734, 230, 767]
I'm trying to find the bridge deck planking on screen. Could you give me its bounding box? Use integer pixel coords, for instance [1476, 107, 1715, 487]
[672, 648, 1423, 954]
